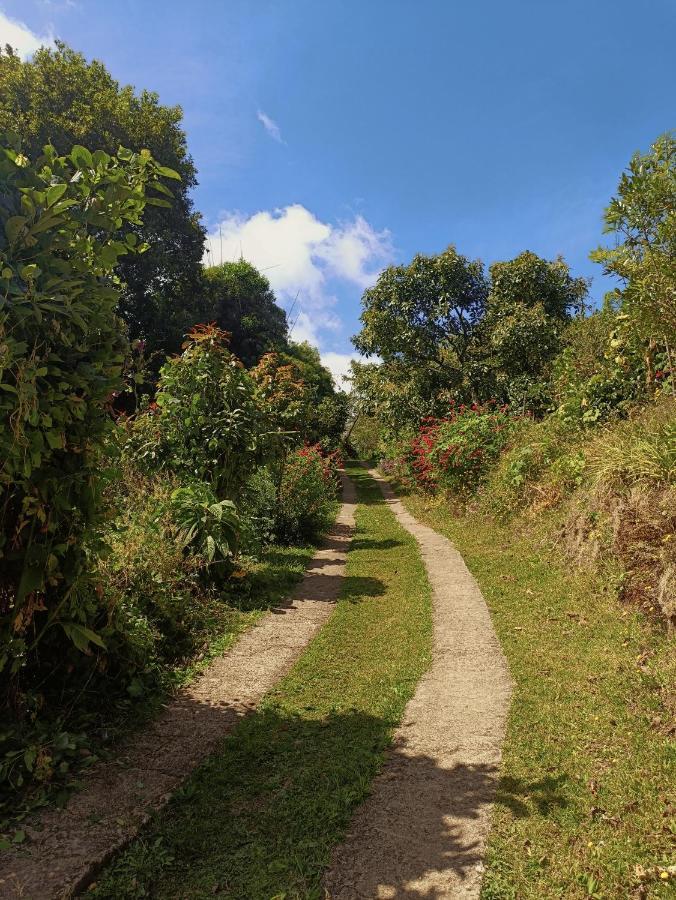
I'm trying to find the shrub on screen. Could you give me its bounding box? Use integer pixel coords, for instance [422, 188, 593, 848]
[169, 482, 239, 584]
[552, 308, 652, 426]
[0, 137, 172, 682]
[409, 402, 515, 493]
[239, 467, 277, 554]
[275, 446, 340, 542]
[125, 325, 263, 499]
[482, 416, 584, 515]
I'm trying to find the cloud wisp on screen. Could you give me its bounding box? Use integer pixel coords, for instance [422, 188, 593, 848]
[0, 11, 54, 59]
[256, 109, 284, 143]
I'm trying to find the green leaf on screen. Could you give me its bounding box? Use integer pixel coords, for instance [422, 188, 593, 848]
[62, 622, 107, 653]
[156, 165, 181, 181]
[70, 145, 93, 169]
[46, 183, 68, 207]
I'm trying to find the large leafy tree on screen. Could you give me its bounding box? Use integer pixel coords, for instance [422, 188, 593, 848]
[0, 42, 205, 358]
[354, 245, 488, 375]
[352, 246, 488, 423]
[203, 260, 289, 366]
[481, 251, 588, 409]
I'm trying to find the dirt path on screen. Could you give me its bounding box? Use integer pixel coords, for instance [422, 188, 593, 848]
[0, 476, 356, 900]
[325, 469, 513, 899]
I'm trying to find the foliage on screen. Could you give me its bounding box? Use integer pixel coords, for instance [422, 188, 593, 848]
[0, 137, 170, 681]
[481, 251, 588, 410]
[0, 43, 205, 359]
[126, 325, 263, 498]
[552, 306, 652, 425]
[409, 403, 515, 493]
[353, 246, 488, 424]
[251, 344, 348, 452]
[238, 467, 277, 553]
[591, 131, 676, 341]
[481, 416, 584, 515]
[585, 400, 676, 486]
[275, 446, 340, 542]
[170, 482, 239, 582]
[283, 341, 336, 399]
[250, 350, 315, 440]
[351, 248, 589, 433]
[202, 260, 288, 366]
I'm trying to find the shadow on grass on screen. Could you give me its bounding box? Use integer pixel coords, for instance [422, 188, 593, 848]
[350, 537, 405, 551]
[88, 698, 569, 900]
[496, 773, 570, 818]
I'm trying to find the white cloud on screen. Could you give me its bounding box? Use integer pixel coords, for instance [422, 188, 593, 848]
[257, 109, 284, 143]
[204, 204, 393, 350]
[320, 351, 362, 392]
[0, 11, 54, 59]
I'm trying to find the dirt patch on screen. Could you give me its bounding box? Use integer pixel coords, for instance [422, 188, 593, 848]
[324, 470, 513, 899]
[0, 476, 356, 900]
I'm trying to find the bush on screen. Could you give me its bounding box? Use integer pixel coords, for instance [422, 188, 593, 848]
[275, 446, 340, 542]
[482, 416, 584, 515]
[169, 482, 239, 584]
[124, 325, 263, 499]
[0, 138, 171, 683]
[239, 468, 277, 553]
[552, 308, 652, 426]
[409, 402, 515, 493]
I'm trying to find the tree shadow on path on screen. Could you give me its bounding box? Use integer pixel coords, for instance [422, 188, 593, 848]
[86, 703, 568, 900]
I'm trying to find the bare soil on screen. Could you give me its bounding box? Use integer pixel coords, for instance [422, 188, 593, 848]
[0, 476, 356, 900]
[324, 470, 513, 899]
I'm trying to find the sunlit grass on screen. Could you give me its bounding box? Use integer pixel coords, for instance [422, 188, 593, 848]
[403, 492, 675, 899]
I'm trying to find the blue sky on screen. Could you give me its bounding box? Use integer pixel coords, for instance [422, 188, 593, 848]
[2, 0, 674, 384]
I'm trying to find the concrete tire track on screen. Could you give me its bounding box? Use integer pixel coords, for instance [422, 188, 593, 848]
[324, 469, 513, 899]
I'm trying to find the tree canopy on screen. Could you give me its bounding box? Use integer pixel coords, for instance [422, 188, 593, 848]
[591, 131, 675, 339]
[203, 260, 289, 366]
[0, 42, 205, 357]
[352, 248, 589, 429]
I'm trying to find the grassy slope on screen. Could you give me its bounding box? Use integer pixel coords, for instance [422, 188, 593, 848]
[403, 492, 675, 899]
[91, 466, 432, 899]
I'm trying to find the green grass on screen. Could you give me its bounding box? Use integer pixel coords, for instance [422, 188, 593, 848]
[402, 491, 675, 899]
[91, 465, 433, 899]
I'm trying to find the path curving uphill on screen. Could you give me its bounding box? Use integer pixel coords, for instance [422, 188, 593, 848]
[0, 476, 356, 900]
[325, 469, 513, 899]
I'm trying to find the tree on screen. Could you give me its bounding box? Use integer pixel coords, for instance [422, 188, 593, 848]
[203, 260, 288, 366]
[354, 245, 488, 377]
[250, 343, 347, 449]
[480, 251, 588, 409]
[591, 132, 676, 390]
[0, 43, 205, 358]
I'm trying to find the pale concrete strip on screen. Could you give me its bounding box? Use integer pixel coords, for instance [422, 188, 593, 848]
[0, 475, 356, 900]
[325, 470, 513, 899]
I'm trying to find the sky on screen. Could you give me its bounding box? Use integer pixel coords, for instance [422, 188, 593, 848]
[1, 0, 674, 387]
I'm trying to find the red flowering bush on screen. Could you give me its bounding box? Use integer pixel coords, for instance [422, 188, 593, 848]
[409, 402, 515, 493]
[275, 445, 340, 542]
